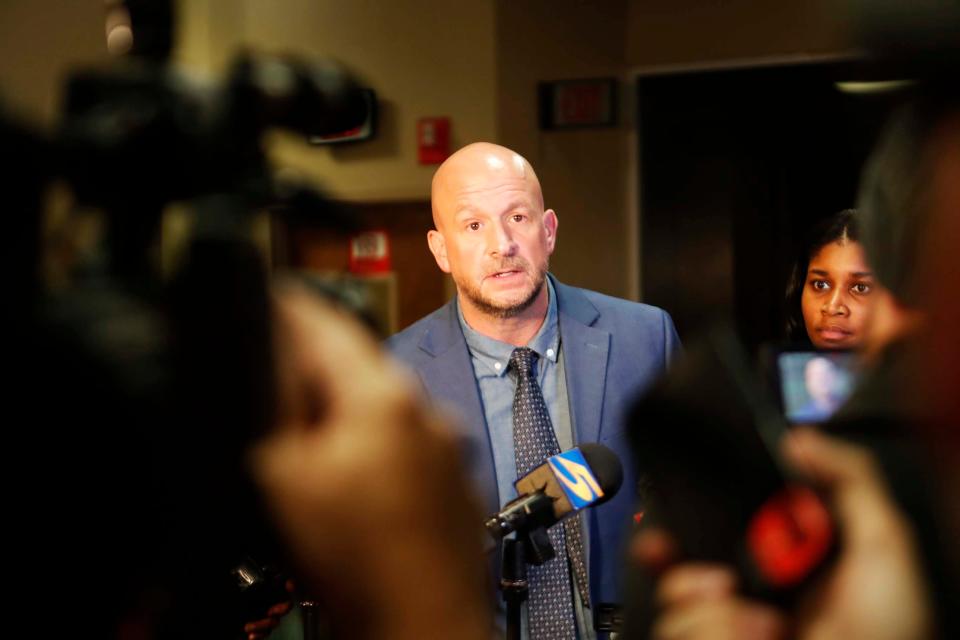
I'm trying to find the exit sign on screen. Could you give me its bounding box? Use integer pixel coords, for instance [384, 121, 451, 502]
[539, 78, 618, 129]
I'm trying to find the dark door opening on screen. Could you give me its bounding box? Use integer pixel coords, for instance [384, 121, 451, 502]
[638, 61, 910, 352]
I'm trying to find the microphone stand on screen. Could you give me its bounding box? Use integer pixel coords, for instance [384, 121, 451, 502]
[300, 599, 321, 640]
[500, 527, 555, 640]
[501, 539, 526, 640]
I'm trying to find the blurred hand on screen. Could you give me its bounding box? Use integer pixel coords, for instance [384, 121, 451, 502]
[250, 285, 490, 640]
[635, 428, 932, 640]
[785, 428, 932, 640]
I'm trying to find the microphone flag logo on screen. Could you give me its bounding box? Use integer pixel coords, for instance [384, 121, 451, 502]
[547, 448, 604, 509]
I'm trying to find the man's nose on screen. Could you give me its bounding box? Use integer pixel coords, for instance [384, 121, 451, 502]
[489, 222, 517, 257]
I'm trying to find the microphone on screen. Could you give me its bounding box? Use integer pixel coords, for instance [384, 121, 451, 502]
[484, 443, 623, 540]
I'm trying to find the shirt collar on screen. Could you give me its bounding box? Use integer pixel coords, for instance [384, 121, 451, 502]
[457, 277, 560, 378]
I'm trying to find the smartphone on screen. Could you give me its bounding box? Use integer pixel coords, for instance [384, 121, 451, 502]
[774, 349, 860, 424]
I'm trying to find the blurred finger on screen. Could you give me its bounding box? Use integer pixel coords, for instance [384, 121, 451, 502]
[630, 527, 679, 573]
[267, 601, 291, 616]
[243, 618, 277, 633]
[653, 598, 786, 640]
[657, 564, 737, 607]
[782, 427, 878, 486]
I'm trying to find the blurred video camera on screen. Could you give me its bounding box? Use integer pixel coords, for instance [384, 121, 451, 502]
[5, 1, 370, 636]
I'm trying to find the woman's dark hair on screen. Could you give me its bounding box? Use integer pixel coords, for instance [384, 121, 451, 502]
[784, 209, 860, 343]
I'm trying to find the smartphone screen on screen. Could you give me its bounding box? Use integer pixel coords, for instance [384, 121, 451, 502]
[777, 351, 859, 424]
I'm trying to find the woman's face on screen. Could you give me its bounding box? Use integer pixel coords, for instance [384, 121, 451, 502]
[801, 240, 874, 350]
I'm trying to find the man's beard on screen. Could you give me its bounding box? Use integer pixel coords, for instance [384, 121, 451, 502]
[456, 259, 548, 319]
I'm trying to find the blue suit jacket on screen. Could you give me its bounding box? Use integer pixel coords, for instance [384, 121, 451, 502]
[385, 275, 681, 606]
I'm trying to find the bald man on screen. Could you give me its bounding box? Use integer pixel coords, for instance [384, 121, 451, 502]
[386, 143, 680, 639]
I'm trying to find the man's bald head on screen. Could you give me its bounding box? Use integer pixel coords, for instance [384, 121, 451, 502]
[425, 142, 557, 326]
[431, 143, 544, 231]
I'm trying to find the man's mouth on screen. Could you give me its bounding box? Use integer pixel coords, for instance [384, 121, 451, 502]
[488, 269, 522, 279]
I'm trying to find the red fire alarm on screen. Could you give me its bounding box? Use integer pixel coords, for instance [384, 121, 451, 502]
[349, 230, 391, 275]
[417, 117, 450, 165]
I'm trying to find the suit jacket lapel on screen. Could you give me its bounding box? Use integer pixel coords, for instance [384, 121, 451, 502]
[416, 301, 501, 515]
[555, 278, 610, 446]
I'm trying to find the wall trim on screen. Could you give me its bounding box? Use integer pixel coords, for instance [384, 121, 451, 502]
[630, 50, 868, 78]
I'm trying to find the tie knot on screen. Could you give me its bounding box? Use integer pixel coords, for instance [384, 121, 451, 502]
[509, 347, 538, 378]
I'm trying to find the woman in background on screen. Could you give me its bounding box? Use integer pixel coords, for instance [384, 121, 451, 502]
[785, 209, 875, 350]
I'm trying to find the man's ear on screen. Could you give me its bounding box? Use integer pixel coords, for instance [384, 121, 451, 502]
[543, 209, 558, 253]
[427, 229, 451, 273]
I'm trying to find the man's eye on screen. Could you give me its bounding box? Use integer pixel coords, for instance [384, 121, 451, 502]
[512, 214, 525, 222]
[467, 222, 481, 231]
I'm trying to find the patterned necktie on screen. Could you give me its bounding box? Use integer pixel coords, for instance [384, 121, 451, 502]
[510, 347, 590, 640]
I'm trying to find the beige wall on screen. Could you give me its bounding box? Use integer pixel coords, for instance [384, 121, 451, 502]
[625, 0, 856, 71]
[0, 1, 108, 125]
[174, 0, 246, 75]
[176, 0, 498, 203]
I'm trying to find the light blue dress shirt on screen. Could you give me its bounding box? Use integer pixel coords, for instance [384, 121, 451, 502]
[457, 278, 596, 640]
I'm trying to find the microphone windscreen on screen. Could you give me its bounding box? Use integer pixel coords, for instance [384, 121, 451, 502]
[578, 443, 623, 505]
